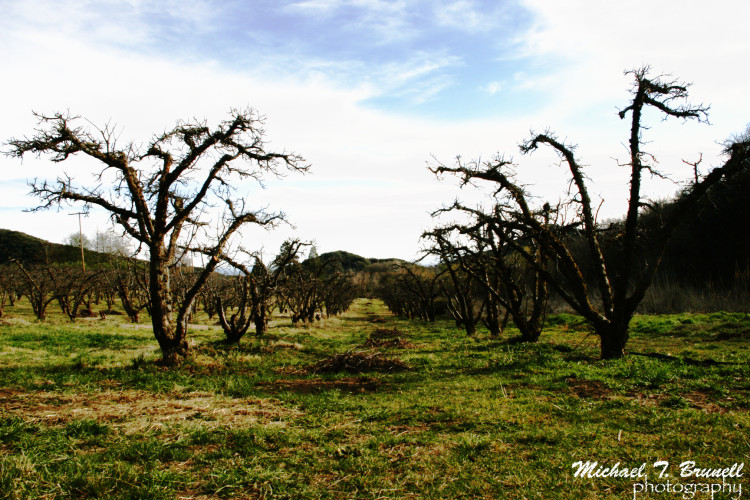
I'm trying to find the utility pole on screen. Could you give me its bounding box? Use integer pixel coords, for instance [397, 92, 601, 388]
[69, 212, 86, 272]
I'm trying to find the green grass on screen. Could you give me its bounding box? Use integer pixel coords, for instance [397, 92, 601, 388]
[0, 298, 748, 498]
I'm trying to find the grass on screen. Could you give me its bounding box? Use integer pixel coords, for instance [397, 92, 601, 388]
[0, 298, 748, 498]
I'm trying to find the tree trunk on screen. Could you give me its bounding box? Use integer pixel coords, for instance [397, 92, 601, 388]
[157, 332, 190, 365]
[516, 318, 541, 343]
[118, 287, 141, 322]
[149, 252, 189, 364]
[254, 316, 267, 337]
[482, 298, 505, 338]
[598, 320, 629, 359]
[217, 297, 250, 344]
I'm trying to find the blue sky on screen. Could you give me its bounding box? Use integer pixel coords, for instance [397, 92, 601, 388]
[2, 0, 749, 260]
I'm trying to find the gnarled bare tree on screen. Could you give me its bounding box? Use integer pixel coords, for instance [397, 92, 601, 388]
[432, 67, 750, 359]
[424, 203, 550, 342]
[7, 109, 307, 364]
[215, 239, 307, 343]
[11, 259, 57, 321]
[421, 228, 485, 336]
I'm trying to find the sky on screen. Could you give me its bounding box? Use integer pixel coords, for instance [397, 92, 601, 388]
[1, 0, 749, 261]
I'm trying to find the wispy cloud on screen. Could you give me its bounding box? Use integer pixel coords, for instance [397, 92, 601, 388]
[284, 0, 342, 15]
[284, 0, 416, 44]
[434, 0, 485, 31]
[482, 81, 503, 95]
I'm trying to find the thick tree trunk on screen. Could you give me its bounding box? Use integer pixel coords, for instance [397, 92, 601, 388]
[254, 316, 267, 337]
[157, 331, 190, 365]
[515, 317, 542, 343]
[149, 251, 189, 364]
[598, 320, 629, 359]
[217, 297, 251, 344]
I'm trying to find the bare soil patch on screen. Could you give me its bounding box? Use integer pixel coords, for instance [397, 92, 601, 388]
[565, 377, 612, 400]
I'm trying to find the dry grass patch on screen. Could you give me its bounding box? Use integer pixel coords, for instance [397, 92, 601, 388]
[0, 388, 302, 432]
[0, 317, 33, 326]
[261, 340, 305, 352]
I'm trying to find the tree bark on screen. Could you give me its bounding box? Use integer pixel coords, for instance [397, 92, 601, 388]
[598, 321, 629, 359]
[148, 247, 189, 364]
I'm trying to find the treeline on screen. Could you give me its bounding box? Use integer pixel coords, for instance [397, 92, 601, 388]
[652, 161, 750, 289]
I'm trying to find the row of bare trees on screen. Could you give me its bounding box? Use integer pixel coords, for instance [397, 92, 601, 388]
[379, 68, 750, 359]
[201, 241, 358, 344]
[1, 245, 358, 343]
[3, 261, 103, 321]
[374, 256, 524, 340]
[2, 258, 154, 322]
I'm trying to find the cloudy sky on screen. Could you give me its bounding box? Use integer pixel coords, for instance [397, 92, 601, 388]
[1, 0, 749, 261]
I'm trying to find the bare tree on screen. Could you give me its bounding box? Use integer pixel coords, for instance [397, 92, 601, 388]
[216, 274, 254, 344]
[421, 229, 484, 336]
[93, 227, 132, 256]
[277, 254, 357, 325]
[49, 265, 101, 321]
[7, 109, 307, 364]
[215, 239, 307, 342]
[281, 261, 324, 325]
[198, 272, 225, 321]
[11, 260, 57, 320]
[432, 67, 750, 359]
[105, 257, 151, 323]
[64, 232, 93, 250]
[424, 207, 550, 342]
[320, 273, 358, 318]
[0, 264, 20, 317]
[377, 262, 445, 322]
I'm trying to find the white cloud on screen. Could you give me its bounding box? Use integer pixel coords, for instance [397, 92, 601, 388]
[482, 81, 503, 95]
[495, 0, 750, 213]
[286, 0, 353, 15]
[516, 0, 750, 112]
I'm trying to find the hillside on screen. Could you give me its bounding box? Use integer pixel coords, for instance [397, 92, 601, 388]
[0, 229, 408, 275]
[308, 250, 404, 274]
[0, 229, 113, 267]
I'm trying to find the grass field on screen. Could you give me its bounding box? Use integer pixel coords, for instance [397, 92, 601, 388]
[0, 298, 748, 499]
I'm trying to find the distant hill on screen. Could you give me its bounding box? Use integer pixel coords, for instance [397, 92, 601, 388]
[0, 229, 408, 273]
[0, 229, 113, 267]
[306, 250, 405, 274]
